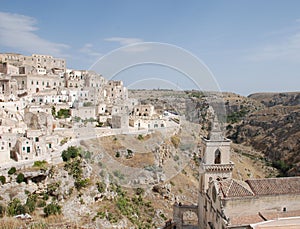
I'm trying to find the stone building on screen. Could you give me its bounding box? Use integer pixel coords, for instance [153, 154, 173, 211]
[0, 136, 10, 163]
[111, 105, 129, 129]
[132, 104, 155, 117]
[15, 137, 34, 161]
[129, 117, 166, 129]
[71, 106, 97, 120]
[0, 62, 19, 75]
[0, 78, 18, 101]
[26, 129, 59, 156]
[104, 80, 128, 103]
[65, 69, 84, 88]
[0, 53, 66, 73]
[11, 74, 64, 94]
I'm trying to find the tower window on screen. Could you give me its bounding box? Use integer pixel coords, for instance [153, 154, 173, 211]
[214, 149, 221, 164]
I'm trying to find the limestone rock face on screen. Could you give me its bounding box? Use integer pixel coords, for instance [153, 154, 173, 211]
[229, 92, 300, 176]
[24, 111, 53, 131]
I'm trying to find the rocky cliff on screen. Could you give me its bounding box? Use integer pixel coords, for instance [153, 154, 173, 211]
[228, 92, 300, 176]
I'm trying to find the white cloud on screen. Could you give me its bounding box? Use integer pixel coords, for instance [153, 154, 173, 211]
[248, 24, 300, 62]
[0, 12, 69, 57]
[79, 43, 102, 57]
[105, 37, 143, 46]
[105, 37, 150, 53]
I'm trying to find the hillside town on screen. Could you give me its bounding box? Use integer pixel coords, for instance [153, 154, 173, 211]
[0, 53, 299, 229]
[0, 53, 179, 168]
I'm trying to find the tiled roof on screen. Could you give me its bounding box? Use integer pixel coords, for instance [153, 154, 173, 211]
[218, 179, 254, 198]
[229, 214, 264, 226]
[260, 209, 300, 221]
[246, 177, 300, 196]
[230, 211, 300, 227]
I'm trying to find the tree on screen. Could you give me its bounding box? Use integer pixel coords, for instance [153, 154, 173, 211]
[56, 108, 70, 119]
[16, 173, 25, 183]
[8, 167, 16, 175]
[51, 106, 56, 116]
[61, 146, 81, 162]
[0, 175, 6, 184]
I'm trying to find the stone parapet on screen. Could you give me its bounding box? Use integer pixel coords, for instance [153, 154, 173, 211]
[203, 163, 234, 172]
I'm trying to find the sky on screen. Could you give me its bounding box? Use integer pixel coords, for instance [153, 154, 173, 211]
[0, 0, 300, 95]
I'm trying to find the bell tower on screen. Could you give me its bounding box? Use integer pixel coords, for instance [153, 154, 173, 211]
[198, 108, 234, 228]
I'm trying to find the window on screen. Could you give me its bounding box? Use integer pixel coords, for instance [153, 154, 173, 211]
[214, 149, 221, 164]
[35, 137, 39, 142]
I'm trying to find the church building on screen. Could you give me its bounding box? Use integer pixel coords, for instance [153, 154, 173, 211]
[170, 112, 300, 229]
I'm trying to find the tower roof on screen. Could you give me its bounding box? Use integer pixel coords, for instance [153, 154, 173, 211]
[208, 111, 225, 141]
[218, 178, 254, 198]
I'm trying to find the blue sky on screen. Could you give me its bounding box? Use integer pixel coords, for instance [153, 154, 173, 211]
[0, 1, 300, 95]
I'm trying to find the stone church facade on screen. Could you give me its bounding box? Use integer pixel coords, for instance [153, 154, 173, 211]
[170, 115, 300, 229]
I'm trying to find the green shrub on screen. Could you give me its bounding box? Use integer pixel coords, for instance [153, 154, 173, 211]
[8, 167, 16, 175]
[51, 106, 56, 116]
[43, 203, 61, 217]
[272, 160, 292, 177]
[46, 182, 60, 196]
[37, 200, 46, 208]
[83, 102, 93, 107]
[96, 181, 106, 193]
[25, 194, 37, 213]
[7, 198, 26, 216]
[115, 151, 120, 158]
[171, 135, 180, 148]
[135, 187, 145, 196]
[16, 173, 25, 183]
[0, 175, 6, 184]
[56, 108, 70, 119]
[33, 160, 47, 169]
[137, 134, 144, 140]
[0, 204, 5, 217]
[74, 178, 90, 191]
[43, 192, 49, 200]
[81, 150, 93, 160]
[113, 170, 125, 180]
[65, 158, 82, 179]
[60, 137, 68, 145]
[96, 121, 104, 127]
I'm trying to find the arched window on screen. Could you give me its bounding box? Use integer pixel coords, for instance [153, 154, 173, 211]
[214, 149, 221, 164]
